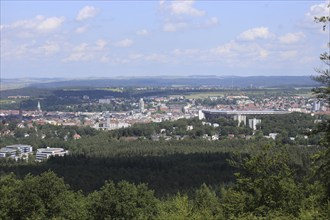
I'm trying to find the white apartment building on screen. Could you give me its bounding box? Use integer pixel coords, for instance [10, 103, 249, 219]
[0, 144, 33, 160]
[36, 147, 68, 162]
[248, 118, 261, 130]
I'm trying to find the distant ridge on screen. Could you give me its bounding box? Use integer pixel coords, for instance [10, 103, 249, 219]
[2, 76, 319, 90]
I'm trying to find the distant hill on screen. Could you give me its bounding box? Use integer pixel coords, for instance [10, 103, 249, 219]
[2, 76, 319, 90]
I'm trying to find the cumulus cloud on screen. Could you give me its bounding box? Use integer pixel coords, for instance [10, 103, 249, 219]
[279, 32, 305, 44]
[163, 22, 189, 32]
[160, 0, 205, 17]
[299, 1, 330, 29]
[128, 53, 167, 63]
[238, 27, 272, 41]
[172, 48, 200, 56]
[2, 39, 62, 60]
[305, 1, 329, 18]
[259, 49, 269, 59]
[144, 53, 167, 62]
[212, 41, 261, 56]
[159, 0, 219, 32]
[63, 40, 109, 62]
[95, 39, 107, 50]
[2, 15, 65, 33]
[63, 43, 93, 62]
[75, 25, 89, 34]
[168, 0, 205, 16]
[113, 38, 133, 47]
[203, 17, 219, 28]
[280, 50, 298, 60]
[76, 6, 99, 21]
[136, 29, 149, 36]
[162, 16, 219, 32]
[37, 17, 65, 32]
[203, 40, 272, 66]
[40, 41, 60, 55]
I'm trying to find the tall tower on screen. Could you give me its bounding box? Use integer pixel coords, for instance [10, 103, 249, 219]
[37, 101, 42, 113]
[139, 98, 144, 113]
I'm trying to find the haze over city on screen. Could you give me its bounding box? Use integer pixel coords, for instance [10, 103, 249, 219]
[1, 0, 329, 78]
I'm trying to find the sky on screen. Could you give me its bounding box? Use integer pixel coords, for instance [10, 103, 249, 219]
[1, 0, 329, 78]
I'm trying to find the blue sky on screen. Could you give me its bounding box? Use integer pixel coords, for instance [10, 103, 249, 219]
[1, 0, 329, 78]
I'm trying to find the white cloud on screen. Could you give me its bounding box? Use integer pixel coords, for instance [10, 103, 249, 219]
[74, 43, 89, 52]
[305, 1, 329, 18]
[63, 43, 93, 62]
[160, 0, 205, 17]
[63, 40, 109, 62]
[203, 17, 219, 28]
[2, 15, 65, 33]
[136, 29, 149, 36]
[75, 25, 89, 34]
[279, 32, 305, 44]
[159, 1, 219, 32]
[2, 39, 62, 60]
[259, 49, 269, 59]
[37, 17, 65, 32]
[144, 53, 167, 62]
[76, 6, 99, 21]
[280, 50, 298, 60]
[100, 55, 110, 63]
[63, 52, 93, 62]
[1, 43, 32, 60]
[129, 53, 144, 60]
[299, 1, 330, 29]
[162, 17, 219, 32]
[128, 53, 168, 63]
[163, 22, 189, 32]
[168, 0, 205, 17]
[113, 39, 133, 47]
[95, 39, 107, 50]
[172, 48, 199, 56]
[206, 40, 271, 66]
[238, 27, 271, 41]
[40, 41, 60, 55]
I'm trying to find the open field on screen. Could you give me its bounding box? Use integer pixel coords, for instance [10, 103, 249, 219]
[181, 88, 314, 99]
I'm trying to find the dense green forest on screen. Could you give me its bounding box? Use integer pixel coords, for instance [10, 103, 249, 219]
[1, 144, 329, 219]
[1, 111, 329, 218]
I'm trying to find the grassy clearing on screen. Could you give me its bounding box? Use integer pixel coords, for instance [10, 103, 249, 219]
[96, 88, 123, 92]
[173, 88, 314, 99]
[184, 92, 226, 99]
[63, 87, 123, 92]
[0, 99, 16, 104]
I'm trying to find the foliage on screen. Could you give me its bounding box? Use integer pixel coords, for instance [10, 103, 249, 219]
[227, 145, 303, 217]
[312, 5, 330, 199]
[0, 171, 88, 220]
[88, 181, 159, 220]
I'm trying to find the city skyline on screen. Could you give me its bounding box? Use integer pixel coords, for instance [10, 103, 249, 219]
[1, 0, 329, 78]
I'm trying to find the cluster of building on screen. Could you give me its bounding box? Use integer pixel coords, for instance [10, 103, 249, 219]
[229, 96, 327, 113]
[0, 144, 33, 161]
[0, 144, 68, 162]
[0, 93, 329, 134]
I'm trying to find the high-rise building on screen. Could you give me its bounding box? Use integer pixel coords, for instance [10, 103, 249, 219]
[313, 100, 321, 112]
[233, 114, 246, 126]
[248, 118, 261, 130]
[139, 98, 145, 113]
[198, 110, 205, 120]
[37, 101, 42, 113]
